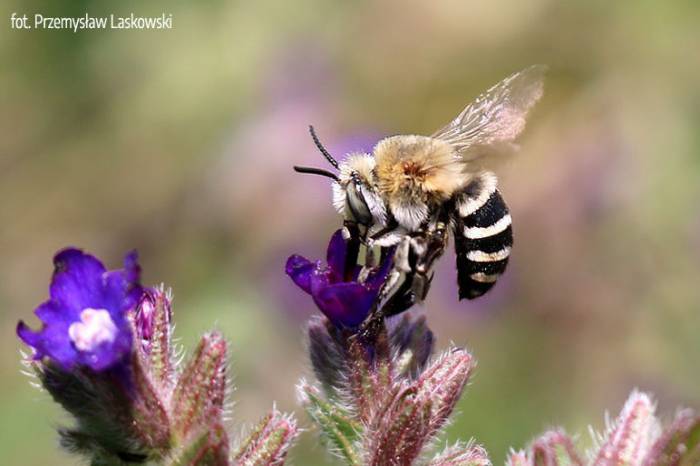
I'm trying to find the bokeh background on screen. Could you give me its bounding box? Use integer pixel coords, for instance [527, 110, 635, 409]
[2, 1, 699, 465]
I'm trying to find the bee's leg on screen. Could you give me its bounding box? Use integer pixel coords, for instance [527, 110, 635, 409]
[380, 236, 422, 316]
[363, 244, 376, 268]
[411, 271, 434, 302]
[342, 220, 363, 281]
[358, 228, 437, 337]
[368, 221, 399, 243]
[394, 235, 413, 273]
[410, 217, 448, 301]
[379, 246, 393, 264]
[381, 272, 417, 317]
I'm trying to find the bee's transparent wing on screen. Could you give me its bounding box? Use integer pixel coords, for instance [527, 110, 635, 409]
[432, 65, 546, 162]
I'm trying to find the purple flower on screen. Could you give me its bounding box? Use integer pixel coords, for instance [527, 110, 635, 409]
[286, 230, 392, 328]
[17, 248, 144, 371]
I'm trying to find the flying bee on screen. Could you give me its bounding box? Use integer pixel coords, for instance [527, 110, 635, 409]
[294, 65, 545, 316]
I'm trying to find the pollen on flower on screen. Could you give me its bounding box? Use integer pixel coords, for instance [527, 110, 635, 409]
[68, 308, 118, 352]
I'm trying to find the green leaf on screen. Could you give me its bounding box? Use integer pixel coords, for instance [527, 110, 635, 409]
[300, 383, 361, 465]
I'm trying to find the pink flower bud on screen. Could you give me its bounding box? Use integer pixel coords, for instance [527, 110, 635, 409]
[530, 430, 583, 466]
[171, 332, 228, 439]
[234, 409, 299, 466]
[129, 353, 172, 451]
[364, 386, 433, 466]
[413, 347, 474, 436]
[593, 391, 660, 466]
[346, 333, 394, 424]
[428, 442, 491, 466]
[506, 451, 531, 466]
[131, 288, 174, 388]
[643, 408, 700, 466]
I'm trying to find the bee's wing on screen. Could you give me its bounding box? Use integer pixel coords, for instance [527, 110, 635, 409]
[432, 65, 546, 164]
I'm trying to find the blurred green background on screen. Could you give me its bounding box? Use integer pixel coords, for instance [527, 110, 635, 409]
[2, 1, 699, 465]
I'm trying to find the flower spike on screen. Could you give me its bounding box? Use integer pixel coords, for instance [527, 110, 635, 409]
[18, 247, 297, 466]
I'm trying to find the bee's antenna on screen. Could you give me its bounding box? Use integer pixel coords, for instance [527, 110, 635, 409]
[293, 165, 339, 182]
[309, 125, 339, 169]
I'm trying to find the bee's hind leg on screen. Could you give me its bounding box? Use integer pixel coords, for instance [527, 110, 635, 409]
[381, 272, 418, 317]
[379, 235, 435, 316]
[409, 214, 448, 299]
[379, 269, 434, 317]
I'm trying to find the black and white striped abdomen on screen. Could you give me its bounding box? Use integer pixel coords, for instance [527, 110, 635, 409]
[452, 172, 513, 300]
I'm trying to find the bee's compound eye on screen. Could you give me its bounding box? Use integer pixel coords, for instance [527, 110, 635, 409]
[346, 175, 373, 224]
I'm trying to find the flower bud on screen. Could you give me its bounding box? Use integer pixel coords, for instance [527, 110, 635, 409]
[171, 332, 228, 439]
[129, 353, 172, 451]
[592, 391, 659, 466]
[234, 409, 299, 466]
[530, 430, 582, 466]
[507, 451, 532, 466]
[413, 347, 474, 436]
[346, 332, 393, 424]
[642, 408, 700, 466]
[428, 442, 491, 466]
[364, 386, 433, 466]
[132, 287, 174, 389]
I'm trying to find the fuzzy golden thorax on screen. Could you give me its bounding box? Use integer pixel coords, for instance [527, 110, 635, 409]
[374, 135, 465, 206]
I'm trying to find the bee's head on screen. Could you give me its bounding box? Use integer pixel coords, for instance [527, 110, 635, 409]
[294, 126, 386, 227]
[334, 154, 386, 226]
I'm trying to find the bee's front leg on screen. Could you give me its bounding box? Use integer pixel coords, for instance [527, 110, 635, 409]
[342, 220, 364, 281]
[394, 235, 413, 273]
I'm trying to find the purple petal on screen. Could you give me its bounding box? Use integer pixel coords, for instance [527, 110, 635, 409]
[312, 282, 376, 328]
[49, 249, 107, 314]
[122, 250, 141, 284]
[17, 321, 48, 359]
[17, 301, 78, 369]
[365, 246, 395, 290]
[103, 251, 143, 312]
[326, 229, 347, 279]
[286, 255, 322, 294]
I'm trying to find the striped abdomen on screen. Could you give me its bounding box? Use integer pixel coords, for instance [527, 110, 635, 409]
[452, 172, 513, 300]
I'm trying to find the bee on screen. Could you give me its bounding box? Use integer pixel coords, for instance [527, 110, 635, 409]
[294, 65, 545, 316]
